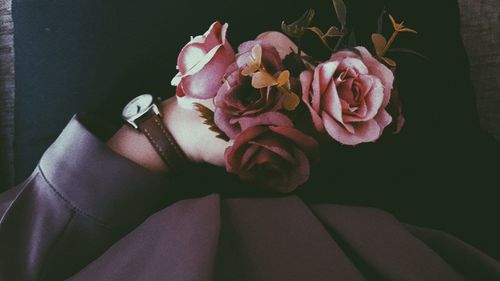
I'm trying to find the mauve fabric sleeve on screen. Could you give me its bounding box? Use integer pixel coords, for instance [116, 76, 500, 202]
[0, 115, 171, 281]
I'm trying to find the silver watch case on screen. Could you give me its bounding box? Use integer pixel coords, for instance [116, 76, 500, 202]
[122, 94, 162, 130]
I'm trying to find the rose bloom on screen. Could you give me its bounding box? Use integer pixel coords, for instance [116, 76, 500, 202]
[237, 31, 299, 61]
[300, 47, 395, 145]
[225, 112, 319, 193]
[171, 21, 235, 99]
[214, 32, 299, 138]
[214, 37, 290, 138]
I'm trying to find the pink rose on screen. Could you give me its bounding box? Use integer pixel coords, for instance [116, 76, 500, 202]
[300, 47, 394, 145]
[388, 86, 405, 134]
[238, 31, 298, 60]
[225, 112, 319, 193]
[214, 42, 287, 138]
[171, 21, 235, 99]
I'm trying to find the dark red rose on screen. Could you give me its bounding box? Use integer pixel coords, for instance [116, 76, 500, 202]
[225, 112, 319, 193]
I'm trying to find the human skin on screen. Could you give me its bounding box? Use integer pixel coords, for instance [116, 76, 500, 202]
[107, 97, 230, 173]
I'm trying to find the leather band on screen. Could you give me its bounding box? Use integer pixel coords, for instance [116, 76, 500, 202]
[137, 114, 189, 173]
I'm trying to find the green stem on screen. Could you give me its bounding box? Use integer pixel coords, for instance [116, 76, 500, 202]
[333, 34, 346, 52]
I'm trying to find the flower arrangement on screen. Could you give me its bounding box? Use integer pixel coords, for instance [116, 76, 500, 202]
[171, 0, 417, 193]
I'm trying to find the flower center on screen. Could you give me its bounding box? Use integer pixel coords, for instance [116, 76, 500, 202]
[237, 82, 260, 106]
[334, 68, 361, 110]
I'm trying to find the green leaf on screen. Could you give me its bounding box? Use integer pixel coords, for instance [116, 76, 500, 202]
[193, 103, 230, 141]
[307, 27, 330, 51]
[377, 8, 387, 34]
[381, 56, 397, 67]
[386, 48, 429, 60]
[306, 27, 336, 51]
[283, 91, 300, 111]
[324, 26, 343, 37]
[347, 28, 357, 48]
[331, 0, 347, 29]
[307, 26, 325, 38]
[281, 9, 315, 38]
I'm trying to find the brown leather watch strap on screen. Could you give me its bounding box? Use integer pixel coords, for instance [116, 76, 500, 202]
[137, 114, 190, 173]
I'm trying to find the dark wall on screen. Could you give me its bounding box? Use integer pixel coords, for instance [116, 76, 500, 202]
[12, 0, 327, 183]
[13, 0, 472, 182]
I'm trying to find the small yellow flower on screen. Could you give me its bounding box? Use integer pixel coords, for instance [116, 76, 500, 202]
[389, 14, 417, 34]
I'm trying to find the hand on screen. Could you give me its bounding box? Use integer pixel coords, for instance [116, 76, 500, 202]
[107, 96, 231, 173]
[160, 96, 231, 166]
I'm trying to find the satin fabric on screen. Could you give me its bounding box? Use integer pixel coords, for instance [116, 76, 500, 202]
[1, 116, 499, 280]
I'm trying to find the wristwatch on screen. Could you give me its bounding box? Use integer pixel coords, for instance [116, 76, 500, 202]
[122, 94, 189, 172]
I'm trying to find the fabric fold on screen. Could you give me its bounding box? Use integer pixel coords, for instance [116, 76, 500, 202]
[38, 115, 170, 230]
[310, 204, 467, 280]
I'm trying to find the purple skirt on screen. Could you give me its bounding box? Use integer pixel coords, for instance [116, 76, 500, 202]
[67, 194, 499, 281]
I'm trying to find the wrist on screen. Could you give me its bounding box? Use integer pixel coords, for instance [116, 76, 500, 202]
[159, 97, 230, 166]
[107, 95, 229, 173]
[158, 98, 203, 163]
[107, 97, 199, 173]
[107, 125, 169, 173]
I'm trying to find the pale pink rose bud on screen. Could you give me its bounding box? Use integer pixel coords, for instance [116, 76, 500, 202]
[171, 21, 235, 99]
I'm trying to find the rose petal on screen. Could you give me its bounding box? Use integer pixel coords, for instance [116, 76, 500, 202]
[250, 137, 296, 163]
[322, 78, 344, 123]
[178, 42, 213, 74]
[313, 61, 339, 109]
[330, 49, 360, 61]
[269, 126, 319, 163]
[224, 126, 269, 170]
[300, 70, 324, 132]
[240, 144, 261, 170]
[236, 43, 282, 73]
[171, 72, 182, 87]
[238, 112, 293, 131]
[175, 82, 186, 97]
[356, 46, 394, 107]
[255, 31, 299, 59]
[286, 148, 310, 190]
[300, 70, 313, 97]
[180, 47, 234, 99]
[174, 21, 235, 99]
[251, 149, 284, 167]
[343, 76, 384, 122]
[337, 78, 356, 105]
[265, 148, 310, 193]
[362, 77, 384, 119]
[374, 110, 393, 137]
[214, 108, 240, 138]
[322, 112, 381, 145]
[177, 22, 223, 74]
[338, 57, 369, 75]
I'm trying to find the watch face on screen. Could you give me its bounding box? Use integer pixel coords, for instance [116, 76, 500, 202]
[122, 94, 154, 120]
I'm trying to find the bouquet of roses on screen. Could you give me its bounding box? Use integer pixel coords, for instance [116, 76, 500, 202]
[171, 0, 416, 193]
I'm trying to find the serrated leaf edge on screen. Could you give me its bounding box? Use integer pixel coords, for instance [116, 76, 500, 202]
[193, 103, 230, 142]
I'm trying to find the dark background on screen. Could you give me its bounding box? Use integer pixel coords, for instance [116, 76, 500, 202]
[12, 0, 500, 258]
